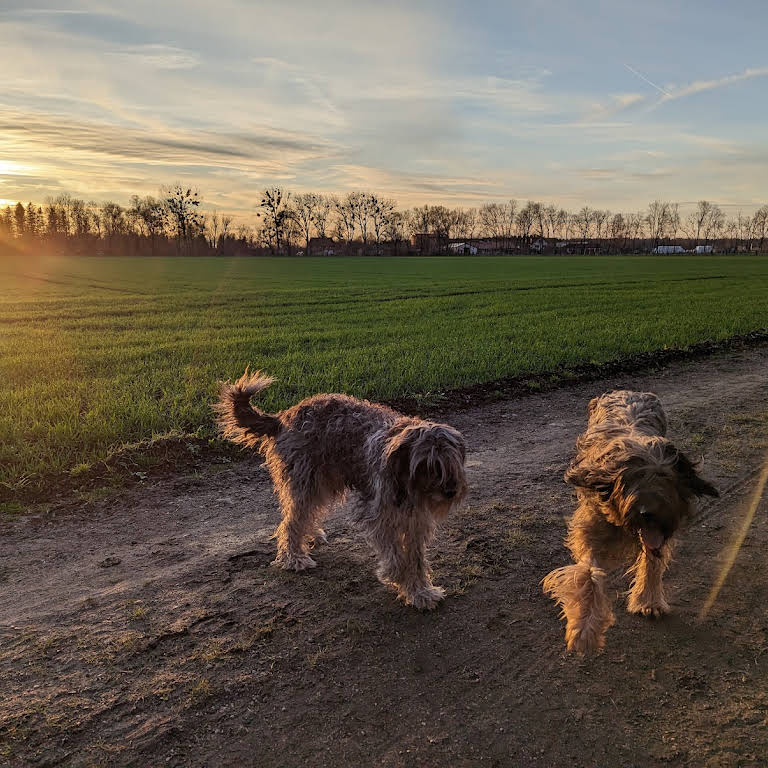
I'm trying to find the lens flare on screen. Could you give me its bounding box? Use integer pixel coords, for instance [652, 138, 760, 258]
[698, 455, 768, 621]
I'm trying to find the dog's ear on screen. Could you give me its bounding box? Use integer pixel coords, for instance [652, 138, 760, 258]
[564, 460, 614, 501]
[384, 423, 418, 505]
[671, 449, 719, 498]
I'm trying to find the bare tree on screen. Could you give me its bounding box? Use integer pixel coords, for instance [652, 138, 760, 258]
[572, 207, 594, 252]
[349, 192, 374, 246]
[753, 205, 768, 251]
[206, 211, 221, 250]
[529, 201, 545, 243]
[384, 210, 406, 255]
[163, 185, 204, 255]
[479, 200, 517, 250]
[646, 200, 675, 248]
[592, 209, 611, 247]
[292, 192, 320, 254]
[479, 202, 506, 244]
[707, 205, 725, 246]
[684, 200, 716, 246]
[430, 206, 454, 252]
[408, 205, 432, 238]
[257, 187, 290, 254]
[609, 213, 626, 251]
[70, 198, 91, 238]
[334, 194, 357, 245]
[220, 215, 233, 245]
[461, 207, 478, 251]
[128, 195, 166, 255]
[313, 194, 333, 240]
[544, 204, 564, 247]
[370, 195, 395, 251]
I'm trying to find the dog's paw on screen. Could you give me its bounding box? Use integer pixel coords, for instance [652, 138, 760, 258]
[564, 627, 605, 655]
[401, 584, 445, 611]
[273, 552, 317, 571]
[628, 598, 670, 619]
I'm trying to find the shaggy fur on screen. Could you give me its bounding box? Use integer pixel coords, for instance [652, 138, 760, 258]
[543, 390, 718, 654]
[214, 370, 468, 610]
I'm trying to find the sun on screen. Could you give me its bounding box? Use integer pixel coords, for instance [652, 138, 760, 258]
[0, 159, 30, 176]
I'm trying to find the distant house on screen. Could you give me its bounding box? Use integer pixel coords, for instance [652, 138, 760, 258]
[410, 233, 443, 253]
[448, 242, 478, 255]
[475, 240, 503, 252]
[694, 244, 714, 254]
[555, 240, 599, 254]
[308, 236, 335, 256]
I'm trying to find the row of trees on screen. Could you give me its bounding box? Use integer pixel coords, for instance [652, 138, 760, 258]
[2, 186, 767, 256]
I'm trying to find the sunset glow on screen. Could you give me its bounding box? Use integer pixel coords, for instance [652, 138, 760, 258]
[1, 1, 767, 216]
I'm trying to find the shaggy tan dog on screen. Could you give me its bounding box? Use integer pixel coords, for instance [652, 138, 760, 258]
[543, 390, 718, 653]
[214, 371, 468, 609]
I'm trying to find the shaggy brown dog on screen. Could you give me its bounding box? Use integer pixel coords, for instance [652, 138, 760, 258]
[543, 390, 718, 653]
[214, 371, 468, 610]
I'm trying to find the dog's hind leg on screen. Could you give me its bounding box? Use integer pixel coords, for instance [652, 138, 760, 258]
[542, 560, 615, 654]
[626, 543, 673, 618]
[272, 484, 319, 571]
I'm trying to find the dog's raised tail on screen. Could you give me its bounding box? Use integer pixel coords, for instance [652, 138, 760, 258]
[542, 562, 615, 654]
[214, 370, 282, 447]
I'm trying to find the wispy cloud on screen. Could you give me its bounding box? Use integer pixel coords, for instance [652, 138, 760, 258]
[591, 65, 768, 119]
[107, 44, 200, 70]
[659, 66, 768, 104]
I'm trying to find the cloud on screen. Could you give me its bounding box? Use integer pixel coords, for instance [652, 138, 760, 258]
[0, 108, 335, 166]
[659, 67, 768, 104]
[589, 65, 768, 120]
[107, 44, 200, 70]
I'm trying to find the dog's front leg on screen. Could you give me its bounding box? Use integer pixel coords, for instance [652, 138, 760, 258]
[369, 517, 443, 610]
[626, 543, 673, 618]
[396, 533, 444, 611]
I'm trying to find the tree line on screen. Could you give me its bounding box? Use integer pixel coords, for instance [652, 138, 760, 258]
[1, 185, 767, 256]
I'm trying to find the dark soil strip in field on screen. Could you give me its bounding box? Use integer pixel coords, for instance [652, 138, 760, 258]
[5, 329, 768, 511]
[387, 328, 768, 416]
[0, 271, 148, 295]
[182, 274, 732, 313]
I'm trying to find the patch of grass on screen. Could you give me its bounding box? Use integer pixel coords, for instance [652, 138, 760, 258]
[345, 617, 374, 636]
[453, 563, 486, 595]
[187, 678, 212, 706]
[76, 486, 116, 505]
[231, 621, 277, 652]
[3, 254, 768, 495]
[0, 501, 24, 517]
[305, 646, 329, 668]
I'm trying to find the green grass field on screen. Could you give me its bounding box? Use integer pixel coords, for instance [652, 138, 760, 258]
[2, 253, 768, 495]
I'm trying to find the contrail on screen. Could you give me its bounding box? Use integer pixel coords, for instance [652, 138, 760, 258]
[698, 454, 768, 621]
[622, 63, 672, 97]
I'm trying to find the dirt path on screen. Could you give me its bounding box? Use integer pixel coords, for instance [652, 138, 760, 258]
[2, 347, 768, 767]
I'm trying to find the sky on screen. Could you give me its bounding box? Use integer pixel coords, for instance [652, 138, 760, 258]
[0, 0, 767, 217]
